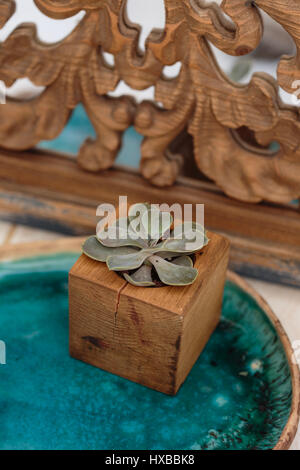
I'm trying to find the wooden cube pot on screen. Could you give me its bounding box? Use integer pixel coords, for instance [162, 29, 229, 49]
[69, 232, 230, 395]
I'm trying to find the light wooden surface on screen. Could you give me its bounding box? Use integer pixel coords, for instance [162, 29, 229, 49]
[0, 220, 299, 447]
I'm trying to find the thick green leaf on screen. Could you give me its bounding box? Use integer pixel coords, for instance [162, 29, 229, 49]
[106, 251, 151, 271]
[163, 225, 209, 253]
[156, 251, 193, 260]
[171, 255, 194, 267]
[128, 203, 173, 246]
[128, 203, 152, 243]
[141, 208, 173, 245]
[123, 265, 156, 287]
[82, 236, 138, 262]
[149, 255, 198, 286]
[147, 240, 195, 258]
[97, 218, 147, 249]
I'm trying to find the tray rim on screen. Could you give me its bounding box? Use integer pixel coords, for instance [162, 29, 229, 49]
[0, 237, 299, 450]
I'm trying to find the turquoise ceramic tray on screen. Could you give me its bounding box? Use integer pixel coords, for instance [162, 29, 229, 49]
[0, 242, 298, 450]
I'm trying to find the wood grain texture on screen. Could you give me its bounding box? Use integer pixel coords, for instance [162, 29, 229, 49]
[0, 148, 299, 286]
[0, 149, 299, 245]
[69, 232, 230, 395]
[0, 1, 299, 202]
[0, 235, 84, 261]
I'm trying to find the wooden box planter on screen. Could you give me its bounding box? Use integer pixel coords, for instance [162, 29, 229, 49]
[69, 232, 230, 395]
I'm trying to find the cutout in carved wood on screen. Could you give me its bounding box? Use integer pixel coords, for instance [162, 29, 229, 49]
[0, 0, 300, 204]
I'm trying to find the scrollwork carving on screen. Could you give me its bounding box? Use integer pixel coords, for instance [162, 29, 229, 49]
[0, 0, 299, 203]
[0, 0, 15, 28]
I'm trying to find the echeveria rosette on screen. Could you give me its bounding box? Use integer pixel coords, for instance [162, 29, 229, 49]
[82, 204, 209, 287]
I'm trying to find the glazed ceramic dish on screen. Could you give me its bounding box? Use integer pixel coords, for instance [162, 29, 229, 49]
[0, 239, 299, 450]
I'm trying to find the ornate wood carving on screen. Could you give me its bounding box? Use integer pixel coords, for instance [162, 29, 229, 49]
[0, 0, 300, 203]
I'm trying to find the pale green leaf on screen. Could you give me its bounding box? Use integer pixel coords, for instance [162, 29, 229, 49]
[128, 203, 153, 242]
[171, 255, 194, 267]
[149, 255, 198, 286]
[163, 225, 209, 253]
[141, 208, 173, 245]
[97, 217, 147, 249]
[106, 251, 151, 271]
[82, 236, 138, 262]
[123, 265, 156, 287]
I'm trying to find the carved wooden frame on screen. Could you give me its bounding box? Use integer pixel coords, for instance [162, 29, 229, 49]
[0, 0, 299, 286]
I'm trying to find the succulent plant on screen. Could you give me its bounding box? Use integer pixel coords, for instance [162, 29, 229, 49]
[82, 203, 209, 287]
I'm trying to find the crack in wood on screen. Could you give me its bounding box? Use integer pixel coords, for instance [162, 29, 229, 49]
[113, 281, 127, 338]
